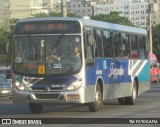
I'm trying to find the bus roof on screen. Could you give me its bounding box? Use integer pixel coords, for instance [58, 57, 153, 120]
[16, 17, 147, 35]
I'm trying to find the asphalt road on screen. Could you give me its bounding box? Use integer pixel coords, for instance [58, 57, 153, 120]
[0, 83, 160, 127]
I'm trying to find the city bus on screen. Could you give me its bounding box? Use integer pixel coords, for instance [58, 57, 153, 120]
[11, 17, 150, 113]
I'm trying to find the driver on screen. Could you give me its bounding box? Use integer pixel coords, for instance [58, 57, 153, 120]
[47, 48, 62, 69]
[73, 46, 80, 58]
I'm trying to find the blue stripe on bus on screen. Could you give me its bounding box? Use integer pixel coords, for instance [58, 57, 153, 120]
[86, 58, 150, 86]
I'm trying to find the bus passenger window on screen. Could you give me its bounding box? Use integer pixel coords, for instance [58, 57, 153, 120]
[113, 32, 122, 57]
[103, 31, 112, 57]
[122, 33, 129, 58]
[138, 36, 145, 59]
[94, 29, 103, 57]
[131, 35, 138, 58]
[85, 32, 94, 60]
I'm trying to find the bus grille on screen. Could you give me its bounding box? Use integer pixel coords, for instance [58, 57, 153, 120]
[34, 94, 59, 99]
[30, 78, 70, 91]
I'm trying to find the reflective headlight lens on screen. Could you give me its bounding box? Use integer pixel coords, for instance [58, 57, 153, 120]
[14, 81, 26, 91]
[67, 81, 82, 91]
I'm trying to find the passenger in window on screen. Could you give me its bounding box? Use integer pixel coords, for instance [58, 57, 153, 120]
[47, 48, 62, 69]
[139, 49, 145, 59]
[131, 50, 138, 58]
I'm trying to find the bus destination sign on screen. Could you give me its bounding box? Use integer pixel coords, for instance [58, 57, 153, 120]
[23, 23, 66, 31]
[15, 20, 80, 34]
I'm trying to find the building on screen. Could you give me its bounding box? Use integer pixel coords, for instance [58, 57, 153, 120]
[30, 0, 53, 15]
[67, 0, 98, 16]
[94, 0, 149, 28]
[8, 0, 160, 27]
[10, 0, 31, 19]
[94, 0, 160, 28]
[152, 0, 160, 26]
[10, 0, 54, 19]
[0, 0, 10, 29]
[67, 0, 159, 28]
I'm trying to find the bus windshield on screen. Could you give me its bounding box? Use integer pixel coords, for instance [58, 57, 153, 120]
[13, 35, 82, 76]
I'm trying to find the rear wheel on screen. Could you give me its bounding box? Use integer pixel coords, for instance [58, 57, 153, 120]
[118, 80, 137, 105]
[88, 83, 103, 112]
[29, 103, 43, 113]
[118, 97, 126, 105]
[125, 81, 137, 105]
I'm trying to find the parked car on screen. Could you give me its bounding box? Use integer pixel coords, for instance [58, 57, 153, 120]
[0, 75, 12, 98]
[0, 66, 10, 79]
[150, 53, 160, 83]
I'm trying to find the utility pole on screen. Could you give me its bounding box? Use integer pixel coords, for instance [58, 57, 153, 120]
[148, 0, 153, 53]
[61, 0, 67, 17]
[148, 0, 159, 53]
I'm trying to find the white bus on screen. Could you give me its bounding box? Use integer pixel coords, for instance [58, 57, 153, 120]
[11, 17, 150, 113]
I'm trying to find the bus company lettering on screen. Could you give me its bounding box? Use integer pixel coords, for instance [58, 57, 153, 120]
[108, 63, 124, 78]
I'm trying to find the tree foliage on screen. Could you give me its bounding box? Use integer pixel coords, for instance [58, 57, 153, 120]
[0, 26, 7, 54]
[0, 26, 9, 64]
[91, 12, 134, 26]
[0, 18, 19, 64]
[152, 24, 160, 61]
[31, 12, 80, 18]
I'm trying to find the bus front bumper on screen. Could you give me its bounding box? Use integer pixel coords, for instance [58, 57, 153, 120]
[12, 87, 93, 104]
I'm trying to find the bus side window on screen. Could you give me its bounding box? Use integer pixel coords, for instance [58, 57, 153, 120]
[145, 36, 149, 59]
[103, 31, 112, 57]
[94, 29, 103, 57]
[138, 36, 146, 59]
[131, 35, 138, 58]
[84, 30, 94, 65]
[112, 32, 122, 57]
[122, 33, 129, 58]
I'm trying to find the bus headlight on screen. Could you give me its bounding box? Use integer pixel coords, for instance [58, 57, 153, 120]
[67, 81, 82, 91]
[14, 81, 27, 91]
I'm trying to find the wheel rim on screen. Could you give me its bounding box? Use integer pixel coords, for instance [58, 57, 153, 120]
[132, 83, 137, 100]
[95, 91, 101, 104]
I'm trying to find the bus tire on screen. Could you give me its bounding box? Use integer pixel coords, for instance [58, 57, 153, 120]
[88, 83, 103, 112]
[29, 103, 43, 113]
[125, 80, 137, 105]
[118, 97, 126, 105]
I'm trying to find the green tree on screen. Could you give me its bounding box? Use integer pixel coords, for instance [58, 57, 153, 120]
[91, 12, 134, 26]
[152, 24, 160, 61]
[0, 26, 9, 64]
[31, 12, 80, 18]
[30, 12, 49, 18]
[0, 18, 19, 64]
[0, 26, 7, 54]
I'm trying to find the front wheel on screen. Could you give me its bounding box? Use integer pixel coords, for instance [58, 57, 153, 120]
[88, 83, 103, 112]
[29, 103, 43, 113]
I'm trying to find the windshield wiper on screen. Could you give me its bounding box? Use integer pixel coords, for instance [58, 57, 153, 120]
[27, 35, 36, 64]
[55, 34, 65, 47]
